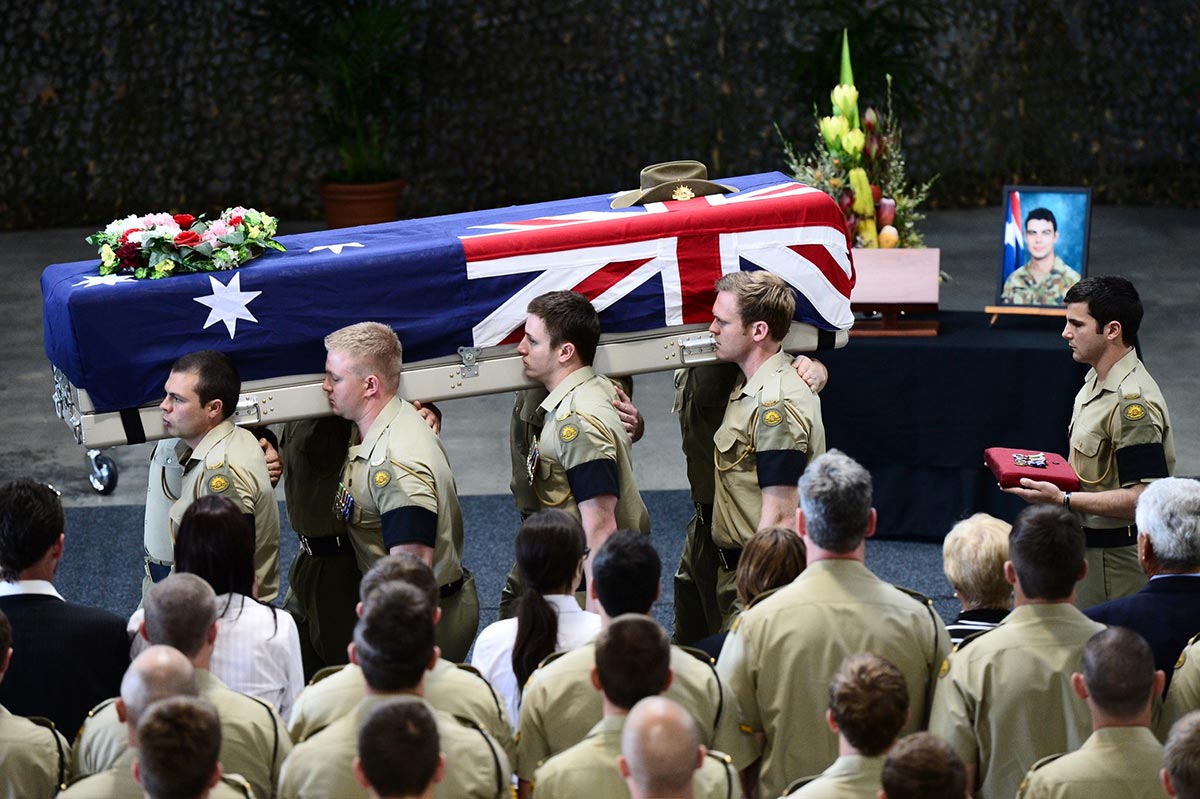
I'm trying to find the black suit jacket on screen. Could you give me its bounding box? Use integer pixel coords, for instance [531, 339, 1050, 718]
[1085, 575, 1200, 692]
[0, 593, 130, 737]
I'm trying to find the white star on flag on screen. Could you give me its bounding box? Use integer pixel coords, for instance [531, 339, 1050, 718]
[308, 242, 364, 255]
[193, 272, 262, 339]
[72, 274, 136, 288]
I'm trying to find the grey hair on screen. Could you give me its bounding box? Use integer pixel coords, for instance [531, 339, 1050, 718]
[1136, 478, 1200, 571]
[798, 449, 873, 553]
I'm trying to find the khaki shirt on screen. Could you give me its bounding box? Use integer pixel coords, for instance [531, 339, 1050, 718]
[784, 754, 885, 798]
[516, 641, 759, 780]
[717, 559, 949, 799]
[59, 748, 253, 799]
[530, 715, 738, 799]
[146, 420, 282, 601]
[1001, 257, 1081, 306]
[1015, 726, 1164, 799]
[712, 350, 824, 549]
[928, 603, 1105, 799]
[286, 660, 514, 765]
[71, 670, 289, 799]
[341, 396, 464, 586]
[532, 367, 649, 532]
[1069, 348, 1174, 530]
[278, 694, 510, 799]
[1163, 632, 1200, 734]
[0, 704, 68, 799]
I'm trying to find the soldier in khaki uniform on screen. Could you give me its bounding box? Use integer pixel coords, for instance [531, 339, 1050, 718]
[134, 696, 252, 799]
[516, 531, 756, 793]
[717, 451, 950, 799]
[144, 350, 280, 602]
[324, 322, 478, 662]
[0, 610, 68, 799]
[1016, 627, 1165, 799]
[1005, 276, 1174, 608]
[929, 505, 1105, 799]
[707, 271, 824, 627]
[279, 582, 509, 799]
[618, 696, 726, 799]
[529, 616, 738, 799]
[1165, 634, 1200, 735]
[72, 577, 289, 799]
[287, 554, 513, 766]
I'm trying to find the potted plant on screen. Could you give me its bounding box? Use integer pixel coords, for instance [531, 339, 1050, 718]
[270, 0, 415, 228]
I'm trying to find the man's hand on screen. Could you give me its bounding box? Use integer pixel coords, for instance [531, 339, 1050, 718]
[791, 355, 828, 394]
[1002, 478, 1065, 506]
[259, 437, 282, 488]
[613, 386, 645, 443]
[412, 400, 442, 436]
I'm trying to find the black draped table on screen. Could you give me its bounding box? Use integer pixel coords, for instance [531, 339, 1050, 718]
[818, 311, 1088, 540]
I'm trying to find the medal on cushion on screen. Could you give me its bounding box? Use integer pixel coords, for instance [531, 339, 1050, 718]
[526, 440, 540, 485]
[333, 481, 355, 521]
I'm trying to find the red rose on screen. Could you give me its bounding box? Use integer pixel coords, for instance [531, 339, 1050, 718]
[174, 230, 202, 247]
[120, 227, 140, 245]
[173, 213, 196, 228]
[116, 241, 144, 271]
[228, 215, 243, 227]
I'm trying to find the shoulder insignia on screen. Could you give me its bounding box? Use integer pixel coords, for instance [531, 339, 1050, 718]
[1124, 403, 1147, 421]
[892, 583, 935, 608]
[207, 459, 226, 470]
[762, 409, 783, 427]
[208, 474, 229, 493]
[730, 615, 741, 633]
[954, 627, 996, 653]
[1177, 650, 1187, 670]
[373, 469, 391, 488]
[676, 645, 716, 666]
[371, 453, 387, 467]
[783, 774, 819, 794]
[307, 664, 346, 686]
[939, 658, 950, 678]
[747, 585, 783, 609]
[1030, 753, 1065, 772]
[559, 424, 579, 442]
[762, 398, 779, 407]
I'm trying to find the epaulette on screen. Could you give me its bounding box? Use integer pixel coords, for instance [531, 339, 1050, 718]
[535, 649, 568, 671]
[954, 626, 997, 653]
[221, 772, 255, 798]
[748, 585, 784, 609]
[28, 716, 67, 792]
[705, 750, 737, 799]
[891, 583, 935, 608]
[453, 714, 507, 799]
[676, 644, 716, 666]
[1016, 754, 1066, 797]
[455, 662, 508, 725]
[75, 697, 117, 745]
[782, 773, 821, 795]
[672, 644, 725, 731]
[307, 664, 346, 686]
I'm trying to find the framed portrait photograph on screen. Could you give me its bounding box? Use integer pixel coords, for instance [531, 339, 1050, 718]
[997, 186, 1092, 307]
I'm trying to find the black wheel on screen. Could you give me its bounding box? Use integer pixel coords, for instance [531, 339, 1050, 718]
[87, 453, 119, 495]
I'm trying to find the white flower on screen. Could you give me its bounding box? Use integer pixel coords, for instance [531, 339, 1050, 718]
[104, 214, 142, 235]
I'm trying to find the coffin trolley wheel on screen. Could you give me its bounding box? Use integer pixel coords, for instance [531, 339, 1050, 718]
[86, 449, 118, 495]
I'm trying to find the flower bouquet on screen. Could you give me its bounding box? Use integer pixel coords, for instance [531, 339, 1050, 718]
[781, 31, 933, 249]
[86, 207, 286, 279]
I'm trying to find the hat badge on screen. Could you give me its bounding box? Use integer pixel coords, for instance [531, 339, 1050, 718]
[671, 184, 696, 201]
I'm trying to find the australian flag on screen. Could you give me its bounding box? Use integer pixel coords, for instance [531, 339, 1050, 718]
[42, 172, 854, 414]
[1003, 190, 1025, 280]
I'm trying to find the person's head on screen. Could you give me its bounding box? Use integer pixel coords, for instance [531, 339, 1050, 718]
[143, 573, 219, 658]
[1164, 711, 1200, 799]
[880, 732, 967, 799]
[0, 478, 64, 582]
[1136, 478, 1200, 573]
[798, 450, 875, 554]
[174, 495, 255, 597]
[134, 697, 222, 799]
[736, 526, 807, 606]
[592, 529, 661, 617]
[1006, 505, 1085, 601]
[827, 653, 909, 756]
[710, 271, 795, 360]
[360, 553, 438, 608]
[520, 291, 601, 381]
[1078, 627, 1160, 721]
[323, 322, 403, 419]
[619, 696, 705, 799]
[119, 645, 199, 729]
[354, 698, 445, 799]
[942, 513, 1012, 611]
[161, 351, 240, 442]
[353, 582, 436, 693]
[1023, 207, 1059, 262]
[593, 614, 672, 711]
[1063, 275, 1142, 348]
[0, 608, 12, 680]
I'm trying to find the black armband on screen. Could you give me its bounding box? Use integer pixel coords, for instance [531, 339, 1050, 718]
[1116, 442, 1170, 484]
[565, 459, 620, 503]
[243, 514, 256, 548]
[381, 506, 439, 549]
[757, 450, 809, 489]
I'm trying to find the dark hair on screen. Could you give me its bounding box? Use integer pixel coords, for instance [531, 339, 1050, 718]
[1008, 505, 1084, 601]
[737, 527, 807, 605]
[358, 698, 441, 797]
[1082, 627, 1157, 719]
[828, 653, 909, 756]
[881, 732, 967, 799]
[1063, 275, 1143, 346]
[355, 582, 434, 692]
[171, 350, 241, 420]
[144, 574, 219, 658]
[593, 530, 660, 617]
[360, 553, 437, 608]
[526, 291, 601, 366]
[0, 608, 10, 655]
[512, 509, 586, 692]
[594, 615, 671, 710]
[1025, 207, 1058, 231]
[0, 478, 64, 581]
[137, 697, 222, 799]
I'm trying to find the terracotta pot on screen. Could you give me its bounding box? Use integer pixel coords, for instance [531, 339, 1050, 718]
[319, 178, 406, 229]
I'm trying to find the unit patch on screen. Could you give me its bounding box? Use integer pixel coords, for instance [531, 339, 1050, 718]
[762, 409, 783, 427]
[560, 424, 579, 443]
[208, 475, 229, 493]
[1124, 403, 1146, 421]
[374, 470, 391, 488]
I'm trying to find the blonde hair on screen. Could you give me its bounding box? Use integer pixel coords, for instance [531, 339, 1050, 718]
[714, 271, 795, 341]
[324, 322, 403, 392]
[942, 513, 1012, 610]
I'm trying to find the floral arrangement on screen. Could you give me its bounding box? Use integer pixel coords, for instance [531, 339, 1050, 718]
[781, 31, 933, 249]
[86, 207, 286, 279]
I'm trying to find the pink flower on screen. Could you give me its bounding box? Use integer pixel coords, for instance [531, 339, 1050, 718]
[207, 219, 230, 238]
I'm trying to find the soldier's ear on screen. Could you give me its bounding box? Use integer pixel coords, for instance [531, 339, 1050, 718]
[559, 341, 576, 364]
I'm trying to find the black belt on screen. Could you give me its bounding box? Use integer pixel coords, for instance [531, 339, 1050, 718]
[297, 533, 353, 557]
[440, 575, 465, 598]
[717, 546, 742, 572]
[1082, 524, 1137, 549]
[695, 503, 715, 526]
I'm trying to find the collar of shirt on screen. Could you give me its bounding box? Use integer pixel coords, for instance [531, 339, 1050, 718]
[0, 579, 64, 600]
[539, 366, 596, 415]
[185, 418, 237, 467]
[733, 349, 789, 400]
[1083, 347, 1139, 402]
[1151, 573, 1200, 580]
[348, 396, 404, 460]
[584, 713, 627, 739]
[545, 593, 587, 616]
